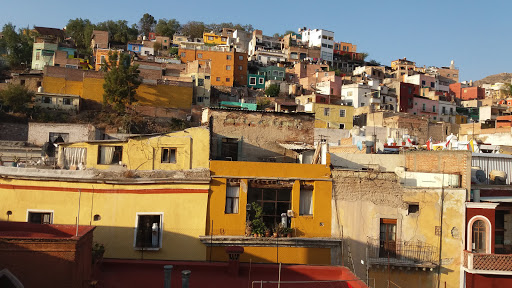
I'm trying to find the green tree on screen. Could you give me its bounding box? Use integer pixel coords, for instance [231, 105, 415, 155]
[360, 52, 369, 61]
[265, 84, 280, 97]
[169, 47, 179, 56]
[1, 23, 32, 69]
[65, 18, 95, 56]
[180, 21, 205, 39]
[0, 84, 33, 112]
[138, 13, 156, 37]
[102, 52, 141, 113]
[95, 20, 138, 44]
[155, 18, 180, 38]
[367, 59, 381, 66]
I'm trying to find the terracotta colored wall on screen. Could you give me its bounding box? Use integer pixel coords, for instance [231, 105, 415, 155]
[178, 48, 235, 87]
[465, 272, 512, 288]
[466, 207, 496, 253]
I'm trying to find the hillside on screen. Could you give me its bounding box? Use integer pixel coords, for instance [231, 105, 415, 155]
[474, 72, 512, 86]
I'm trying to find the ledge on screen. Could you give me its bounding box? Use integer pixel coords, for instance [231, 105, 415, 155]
[199, 236, 341, 248]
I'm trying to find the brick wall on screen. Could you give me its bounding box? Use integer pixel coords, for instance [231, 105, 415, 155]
[404, 150, 471, 190]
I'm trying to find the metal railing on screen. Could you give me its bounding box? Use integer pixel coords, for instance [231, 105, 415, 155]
[367, 238, 438, 268]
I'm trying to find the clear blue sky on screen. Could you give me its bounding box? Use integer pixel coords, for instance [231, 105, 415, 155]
[2, 0, 509, 81]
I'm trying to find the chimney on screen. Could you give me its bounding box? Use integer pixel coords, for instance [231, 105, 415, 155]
[164, 265, 173, 288]
[181, 270, 191, 288]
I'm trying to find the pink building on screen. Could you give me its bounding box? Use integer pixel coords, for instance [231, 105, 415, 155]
[408, 96, 439, 120]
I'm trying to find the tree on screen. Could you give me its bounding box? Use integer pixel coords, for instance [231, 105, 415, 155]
[360, 52, 369, 61]
[0, 84, 33, 112]
[169, 47, 179, 56]
[180, 21, 206, 39]
[95, 20, 138, 44]
[1, 23, 32, 69]
[265, 84, 280, 97]
[155, 18, 180, 38]
[367, 59, 381, 66]
[102, 52, 141, 113]
[138, 13, 156, 37]
[65, 18, 95, 56]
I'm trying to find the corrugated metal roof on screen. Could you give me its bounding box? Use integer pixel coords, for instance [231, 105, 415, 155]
[472, 153, 512, 184]
[279, 142, 315, 151]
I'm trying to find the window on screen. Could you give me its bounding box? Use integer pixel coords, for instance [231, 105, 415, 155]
[239, 65, 243, 70]
[205, 75, 210, 79]
[324, 108, 330, 116]
[226, 78, 230, 82]
[442, 107, 446, 114]
[249, 77, 256, 85]
[225, 182, 240, 214]
[135, 213, 163, 249]
[379, 219, 397, 258]
[278, 71, 284, 77]
[197, 96, 204, 103]
[258, 78, 264, 85]
[180, 52, 186, 58]
[49, 132, 69, 143]
[97, 146, 123, 165]
[430, 82, 435, 88]
[198, 78, 204, 86]
[208, 36, 214, 41]
[238, 55, 243, 60]
[198, 53, 202, 58]
[226, 55, 232, 60]
[221, 138, 238, 161]
[433, 106, 436, 112]
[272, 70, 278, 76]
[37, 81, 42, 87]
[339, 123, 345, 129]
[433, 117, 437, 120]
[20, 79, 25, 86]
[422, 103, 426, 111]
[221, 37, 227, 42]
[27, 211, 53, 224]
[347, 91, 353, 96]
[299, 185, 313, 216]
[63, 97, 72, 105]
[339, 109, 346, 117]
[472, 220, 486, 253]
[453, 74, 458, 77]
[43, 96, 52, 104]
[360, 103, 365, 107]
[133, 46, 139, 51]
[161, 148, 176, 163]
[226, 65, 231, 70]
[407, 203, 419, 214]
[36, 51, 40, 60]
[216, 77, 221, 81]
[248, 182, 292, 227]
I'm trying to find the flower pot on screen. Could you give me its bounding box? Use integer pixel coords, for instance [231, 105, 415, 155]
[253, 234, 258, 238]
[287, 232, 292, 238]
[265, 231, 271, 237]
[273, 232, 278, 238]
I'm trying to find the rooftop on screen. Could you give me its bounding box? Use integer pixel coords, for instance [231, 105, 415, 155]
[0, 221, 94, 240]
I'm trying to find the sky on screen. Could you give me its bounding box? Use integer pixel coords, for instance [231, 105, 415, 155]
[1, 0, 510, 81]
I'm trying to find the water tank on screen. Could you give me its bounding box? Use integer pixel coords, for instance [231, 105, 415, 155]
[490, 170, 507, 185]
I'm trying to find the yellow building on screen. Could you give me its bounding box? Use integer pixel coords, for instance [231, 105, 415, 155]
[42, 67, 193, 109]
[202, 160, 341, 265]
[305, 103, 354, 129]
[203, 32, 228, 45]
[0, 127, 211, 261]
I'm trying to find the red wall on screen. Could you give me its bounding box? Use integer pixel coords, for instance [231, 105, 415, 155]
[466, 207, 496, 253]
[449, 84, 485, 100]
[398, 82, 418, 112]
[466, 272, 512, 288]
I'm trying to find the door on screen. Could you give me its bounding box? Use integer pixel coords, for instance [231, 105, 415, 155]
[379, 218, 397, 258]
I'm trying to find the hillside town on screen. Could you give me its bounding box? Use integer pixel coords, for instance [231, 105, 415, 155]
[0, 15, 512, 288]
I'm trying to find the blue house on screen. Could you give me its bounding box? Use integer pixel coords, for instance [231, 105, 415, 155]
[127, 42, 143, 53]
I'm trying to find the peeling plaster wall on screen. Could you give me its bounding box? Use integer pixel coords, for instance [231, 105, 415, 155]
[331, 169, 466, 288]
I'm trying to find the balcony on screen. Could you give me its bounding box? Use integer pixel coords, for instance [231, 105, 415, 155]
[367, 238, 438, 270]
[463, 250, 512, 273]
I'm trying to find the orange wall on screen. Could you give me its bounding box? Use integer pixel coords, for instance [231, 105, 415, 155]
[179, 48, 239, 87]
[207, 246, 331, 265]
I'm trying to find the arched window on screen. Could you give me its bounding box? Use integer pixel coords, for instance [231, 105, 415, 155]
[472, 220, 486, 253]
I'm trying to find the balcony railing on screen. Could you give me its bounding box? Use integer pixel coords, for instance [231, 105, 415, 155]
[463, 250, 512, 272]
[367, 238, 438, 269]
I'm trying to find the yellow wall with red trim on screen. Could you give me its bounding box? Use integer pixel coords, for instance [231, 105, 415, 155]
[0, 178, 209, 261]
[207, 246, 331, 265]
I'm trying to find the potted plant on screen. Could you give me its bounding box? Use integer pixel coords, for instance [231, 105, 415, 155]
[245, 220, 253, 237]
[265, 228, 271, 237]
[283, 227, 293, 238]
[272, 226, 279, 238]
[12, 156, 20, 167]
[92, 242, 105, 264]
[250, 202, 266, 239]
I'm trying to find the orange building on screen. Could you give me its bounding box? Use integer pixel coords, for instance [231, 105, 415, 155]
[179, 46, 247, 87]
[94, 48, 122, 71]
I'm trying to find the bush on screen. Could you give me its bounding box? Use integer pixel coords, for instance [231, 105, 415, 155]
[265, 84, 279, 98]
[0, 84, 33, 113]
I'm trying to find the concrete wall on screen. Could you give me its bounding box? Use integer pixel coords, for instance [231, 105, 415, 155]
[314, 128, 350, 145]
[330, 153, 404, 171]
[0, 123, 28, 141]
[28, 123, 96, 146]
[332, 169, 466, 288]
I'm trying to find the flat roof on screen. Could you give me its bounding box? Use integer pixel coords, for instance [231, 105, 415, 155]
[0, 222, 94, 240]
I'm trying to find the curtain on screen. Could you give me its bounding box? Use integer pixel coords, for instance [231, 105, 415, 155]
[300, 189, 313, 215]
[62, 147, 87, 168]
[101, 146, 115, 164]
[226, 186, 240, 214]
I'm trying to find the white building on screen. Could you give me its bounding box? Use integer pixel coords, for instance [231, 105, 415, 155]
[438, 100, 457, 123]
[341, 83, 372, 108]
[299, 28, 334, 63]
